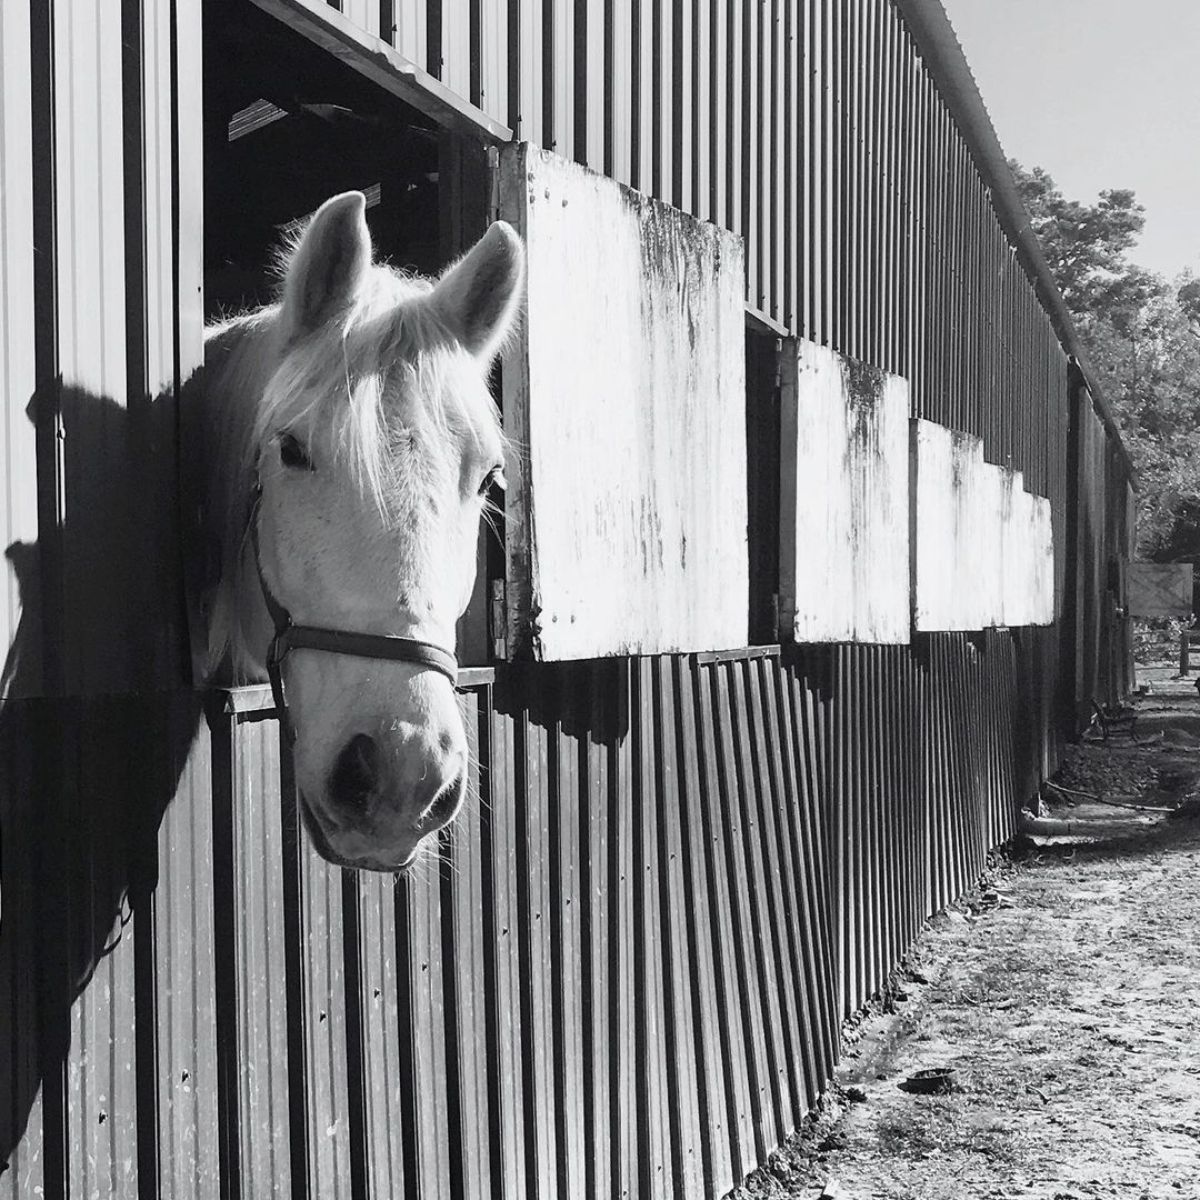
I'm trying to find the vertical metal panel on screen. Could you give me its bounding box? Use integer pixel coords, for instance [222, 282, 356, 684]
[222, 712, 293, 1199]
[400, 856, 454, 1199]
[548, 666, 585, 1198]
[389, 0, 427, 65]
[610, 658, 639, 1200]
[782, 653, 838, 1094]
[519, 684, 556, 1198]
[782, 0, 797, 330]
[0, 0, 40, 694]
[742, 0, 760, 310]
[671, 655, 734, 1197]
[478, 0, 509, 123]
[65, 705, 138, 1200]
[724, 0, 741, 243]
[632, 657, 674, 1196]
[582, 0, 606, 170]
[710, 662, 777, 1161]
[818, 0, 835, 347]
[655, 656, 703, 1198]
[672, 0, 691, 212]
[153, 701, 221, 1200]
[516, 0, 543, 145]
[137, 0, 187, 690]
[745, 657, 807, 1130]
[609, 0, 633, 184]
[633, 0, 653, 191]
[440, 0, 472, 93]
[52, 0, 130, 695]
[692, 657, 756, 1180]
[691, 0, 710, 220]
[487, 687, 529, 1200]
[357, 869, 407, 1200]
[728, 660, 792, 1139]
[707, 0, 727, 227]
[580, 664, 612, 1200]
[298, 852, 354, 1198]
[549, 0, 573, 159]
[449, 686, 496, 1200]
[763, 659, 820, 1111]
[0, 705, 42, 1200]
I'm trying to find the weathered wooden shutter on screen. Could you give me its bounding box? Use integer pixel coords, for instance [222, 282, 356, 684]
[779, 339, 911, 645]
[499, 144, 748, 660]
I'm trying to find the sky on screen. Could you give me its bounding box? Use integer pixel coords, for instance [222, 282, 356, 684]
[939, 0, 1200, 280]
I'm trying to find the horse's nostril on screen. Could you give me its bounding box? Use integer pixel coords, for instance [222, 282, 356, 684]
[420, 769, 466, 833]
[330, 733, 382, 812]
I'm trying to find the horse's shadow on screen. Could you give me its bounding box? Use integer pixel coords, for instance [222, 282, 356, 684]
[0, 382, 204, 1179]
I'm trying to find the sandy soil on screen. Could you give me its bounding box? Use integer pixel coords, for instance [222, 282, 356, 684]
[735, 669, 1200, 1200]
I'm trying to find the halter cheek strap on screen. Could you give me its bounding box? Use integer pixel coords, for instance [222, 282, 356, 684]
[250, 497, 459, 744]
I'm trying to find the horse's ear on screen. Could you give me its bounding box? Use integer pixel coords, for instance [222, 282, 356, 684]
[429, 221, 525, 361]
[280, 192, 371, 339]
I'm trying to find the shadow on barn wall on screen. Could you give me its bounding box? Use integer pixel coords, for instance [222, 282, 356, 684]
[0, 382, 202, 1182]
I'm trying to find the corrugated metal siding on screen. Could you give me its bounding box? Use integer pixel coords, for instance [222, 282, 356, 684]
[0, 692, 213, 1200]
[1064, 391, 1134, 720]
[0, 641, 1052, 1199]
[218, 665, 836, 1199]
[341, 0, 1072, 519]
[301, 0, 1095, 670]
[11, 0, 194, 702]
[823, 628, 1058, 1018]
[0, 1, 210, 1196]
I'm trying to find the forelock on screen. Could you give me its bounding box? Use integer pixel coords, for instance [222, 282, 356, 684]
[253, 262, 504, 517]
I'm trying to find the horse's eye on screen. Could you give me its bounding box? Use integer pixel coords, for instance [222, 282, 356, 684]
[279, 432, 313, 471]
[479, 466, 505, 496]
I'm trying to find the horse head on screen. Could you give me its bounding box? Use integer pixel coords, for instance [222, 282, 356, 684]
[240, 191, 523, 870]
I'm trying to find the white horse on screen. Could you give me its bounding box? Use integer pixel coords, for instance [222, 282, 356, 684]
[197, 192, 523, 871]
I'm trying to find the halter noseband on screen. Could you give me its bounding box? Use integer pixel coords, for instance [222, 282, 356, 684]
[250, 500, 458, 744]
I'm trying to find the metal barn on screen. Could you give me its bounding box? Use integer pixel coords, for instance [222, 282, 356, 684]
[0, 0, 1132, 1197]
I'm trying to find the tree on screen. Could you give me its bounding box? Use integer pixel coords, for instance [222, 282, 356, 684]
[1011, 162, 1200, 559]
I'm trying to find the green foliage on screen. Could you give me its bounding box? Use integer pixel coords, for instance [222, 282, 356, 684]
[1011, 162, 1200, 559]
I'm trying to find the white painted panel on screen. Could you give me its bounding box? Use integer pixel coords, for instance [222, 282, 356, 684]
[1030, 492, 1055, 625]
[915, 423, 986, 630]
[999, 467, 1024, 624]
[500, 143, 748, 660]
[779, 339, 910, 645]
[912, 420, 959, 632]
[913, 419, 1055, 631]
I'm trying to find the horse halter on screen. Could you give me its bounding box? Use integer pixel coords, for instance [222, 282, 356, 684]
[250, 493, 458, 744]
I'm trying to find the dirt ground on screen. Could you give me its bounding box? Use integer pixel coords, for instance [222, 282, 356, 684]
[735, 665, 1200, 1200]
